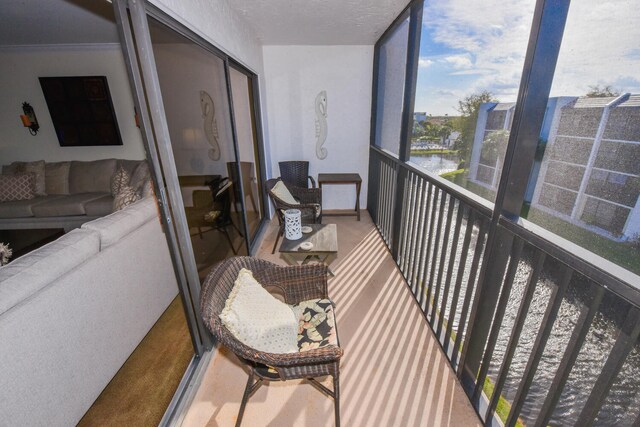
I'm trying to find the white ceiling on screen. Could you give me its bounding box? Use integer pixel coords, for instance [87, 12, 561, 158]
[0, 0, 409, 47]
[0, 0, 118, 46]
[228, 0, 409, 45]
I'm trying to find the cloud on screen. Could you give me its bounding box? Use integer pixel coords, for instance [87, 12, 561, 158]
[444, 54, 473, 69]
[418, 58, 434, 68]
[415, 0, 640, 115]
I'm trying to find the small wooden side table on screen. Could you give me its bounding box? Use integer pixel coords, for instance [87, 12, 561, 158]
[279, 224, 338, 275]
[317, 173, 362, 221]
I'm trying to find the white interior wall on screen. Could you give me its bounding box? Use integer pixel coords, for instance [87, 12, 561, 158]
[153, 43, 236, 178]
[262, 45, 373, 210]
[148, 0, 272, 178]
[0, 45, 146, 163]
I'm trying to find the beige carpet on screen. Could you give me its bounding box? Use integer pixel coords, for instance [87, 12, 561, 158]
[78, 296, 193, 427]
[181, 212, 481, 426]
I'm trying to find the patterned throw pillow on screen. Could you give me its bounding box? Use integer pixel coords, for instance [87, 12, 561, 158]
[113, 184, 140, 211]
[220, 268, 299, 354]
[0, 174, 35, 202]
[292, 299, 338, 352]
[111, 166, 131, 196]
[2, 161, 46, 196]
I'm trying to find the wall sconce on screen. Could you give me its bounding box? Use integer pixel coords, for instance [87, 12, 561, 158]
[20, 102, 39, 136]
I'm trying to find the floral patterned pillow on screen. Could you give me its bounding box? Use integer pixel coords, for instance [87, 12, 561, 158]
[292, 299, 338, 352]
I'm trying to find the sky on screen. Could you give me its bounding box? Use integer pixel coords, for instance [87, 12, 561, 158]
[414, 0, 640, 116]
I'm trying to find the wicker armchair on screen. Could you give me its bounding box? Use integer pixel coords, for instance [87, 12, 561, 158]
[265, 178, 322, 254]
[279, 160, 316, 188]
[200, 256, 342, 427]
[184, 177, 243, 254]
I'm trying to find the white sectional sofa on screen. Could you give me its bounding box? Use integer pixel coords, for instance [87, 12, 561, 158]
[0, 196, 179, 427]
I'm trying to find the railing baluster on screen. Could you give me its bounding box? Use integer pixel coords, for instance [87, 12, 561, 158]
[382, 160, 391, 242]
[377, 158, 386, 239]
[444, 207, 475, 356]
[431, 193, 455, 325]
[403, 174, 420, 280]
[399, 172, 414, 272]
[437, 199, 464, 339]
[421, 186, 440, 311]
[473, 237, 525, 407]
[416, 183, 433, 307]
[484, 250, 545, 421]
[408, 178, 425, 289]
[453, 217, 488, 369]
[505, 263, 573, 427]
[410, 178, 428, 293]
[389, 162, 397, 244]
[533, 283, 605, 427]
[426, 189, 445, 319]
[575, 305, 640, 427]
[396, 170, 407, 265]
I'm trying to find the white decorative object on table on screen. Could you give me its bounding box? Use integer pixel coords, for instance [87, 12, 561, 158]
[300, 242, 314, 251]
[301, 226, 313, 234]
[284, 209, 302, 240]
[315, 90, 328, 160]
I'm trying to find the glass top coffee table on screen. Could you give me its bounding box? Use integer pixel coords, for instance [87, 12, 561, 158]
[279, 224, 338, 275]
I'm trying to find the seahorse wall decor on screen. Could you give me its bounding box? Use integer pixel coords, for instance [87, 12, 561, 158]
[199, 90, 221, 161]
[315, 90, 328, 160]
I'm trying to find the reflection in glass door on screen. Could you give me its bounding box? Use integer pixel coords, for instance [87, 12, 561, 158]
[148, 17, 248, 281]
[229, 66, 265, 243]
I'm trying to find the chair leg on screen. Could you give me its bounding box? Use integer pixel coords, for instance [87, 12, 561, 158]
[231, 219, 244, 237]
[236, 369, 255, 427]
[334, 371, 340, 427]
[223, 228, 237, 255]
[271, 229, 282, 254]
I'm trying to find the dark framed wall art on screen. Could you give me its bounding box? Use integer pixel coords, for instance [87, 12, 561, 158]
[39, 76, 123, 146]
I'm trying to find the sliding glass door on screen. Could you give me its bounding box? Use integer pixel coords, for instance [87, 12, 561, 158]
[148, 17, 249, 278]
[113, 0, 267, 420]
[229, 65, 265, 244]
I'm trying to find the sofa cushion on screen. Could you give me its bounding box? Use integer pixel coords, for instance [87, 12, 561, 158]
[31, 193, 108, 217]
[0, 228, 100, 316]
[44, 162, 70, 195]
[84, 194, 114, 216]
[118, 159, 144, 178]
[113, 184, 140, 211]
[111, 166, 131, 196]
[0, 174, 35, 202]
[272, 180, 298, 205]
[3, 160, 46, 196]
[130, 162, 151, 191]
[82, 196, 157, 249]
[292, 299, 338, 352]
[69, 159, 117, 194]
[0, 195, 64, 218]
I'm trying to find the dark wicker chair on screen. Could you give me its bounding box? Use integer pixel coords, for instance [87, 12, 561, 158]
[200, 256, 342, 427]
[265, 178, 322, 254]
[184, 177, 243, 254]
[279, 161, 316, 188]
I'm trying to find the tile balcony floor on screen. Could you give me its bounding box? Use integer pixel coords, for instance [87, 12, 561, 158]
[182, 212, 481, 426]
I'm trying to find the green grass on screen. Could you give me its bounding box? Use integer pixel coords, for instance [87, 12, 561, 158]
[483, 377, 525, 427]
[410, 148, 459, 156]
[421, 289, 523, 426]
[439, 169, 497, 201]
[439, 169, 466, 179]
[526, 207, 640, 276]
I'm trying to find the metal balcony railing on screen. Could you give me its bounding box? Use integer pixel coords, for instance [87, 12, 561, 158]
[368, 145, 640, 427]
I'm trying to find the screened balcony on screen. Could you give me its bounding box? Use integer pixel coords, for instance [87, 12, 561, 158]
[181, 0, 640, 425]
[182, 215, 481, 426]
